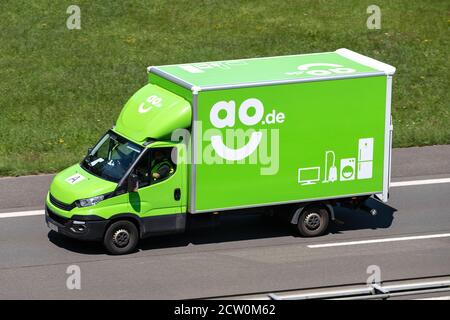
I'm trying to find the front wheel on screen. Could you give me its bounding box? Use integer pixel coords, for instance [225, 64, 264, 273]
[103, 220, 139, 255]
[296, 205, 329, 237]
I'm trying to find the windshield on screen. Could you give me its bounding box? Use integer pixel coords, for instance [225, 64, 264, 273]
[81, 132, 143, 183]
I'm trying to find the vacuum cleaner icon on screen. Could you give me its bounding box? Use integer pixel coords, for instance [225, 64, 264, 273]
[322, 151, 338, 183]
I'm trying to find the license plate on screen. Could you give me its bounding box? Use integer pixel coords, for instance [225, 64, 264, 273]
[48, 221, 59, 232]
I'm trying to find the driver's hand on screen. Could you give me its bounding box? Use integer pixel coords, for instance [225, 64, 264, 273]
[152, 172, 160, 179]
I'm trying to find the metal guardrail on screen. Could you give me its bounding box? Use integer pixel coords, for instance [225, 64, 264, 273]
[267, 279, 450, 300]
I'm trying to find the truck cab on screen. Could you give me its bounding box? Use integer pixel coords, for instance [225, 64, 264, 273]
[46, 83, 191, 254]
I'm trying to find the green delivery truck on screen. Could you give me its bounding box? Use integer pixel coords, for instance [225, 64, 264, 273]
[45, 48, 396, 254]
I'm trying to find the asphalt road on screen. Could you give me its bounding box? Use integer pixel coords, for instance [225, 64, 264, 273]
[0, 145, 449, 299]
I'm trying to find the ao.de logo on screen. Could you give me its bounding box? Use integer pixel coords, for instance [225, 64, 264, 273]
[138, 95, 162, 113]
[209, 98, 285, 161]
[286, 63, 356, 76]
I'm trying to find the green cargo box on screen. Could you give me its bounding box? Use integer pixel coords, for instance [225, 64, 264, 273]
[147, 48, 395, 213]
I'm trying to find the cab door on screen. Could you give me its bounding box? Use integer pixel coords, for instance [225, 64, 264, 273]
[129, 143, 187, 236]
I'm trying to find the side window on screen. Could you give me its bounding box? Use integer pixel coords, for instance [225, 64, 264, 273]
[134, 151, 151, 187]
[149, 147, 176, 184]
[133, 147, 177, 188]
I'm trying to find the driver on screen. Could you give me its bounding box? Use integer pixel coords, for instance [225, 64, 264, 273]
[151, 150, 174, 181]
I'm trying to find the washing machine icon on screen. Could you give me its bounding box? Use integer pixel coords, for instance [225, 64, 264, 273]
[340, 158, 356, 181]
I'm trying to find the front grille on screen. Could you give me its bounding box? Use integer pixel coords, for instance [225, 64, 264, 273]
[49, 194, 75, 211]
[47, 206, 69, 225]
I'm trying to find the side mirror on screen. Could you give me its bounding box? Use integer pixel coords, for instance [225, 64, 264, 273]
[127, 173, 139, 193]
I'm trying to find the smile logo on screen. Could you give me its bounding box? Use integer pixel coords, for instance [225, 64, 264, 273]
[209, 98, 284, 161]
[285, 63, 356, 76]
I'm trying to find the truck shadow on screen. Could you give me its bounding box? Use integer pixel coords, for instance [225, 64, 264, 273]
[48, 232, 105, 254]
[140, 199, 396, 250]
[328, 198, 397, 234]
[48, 198, 396, 255]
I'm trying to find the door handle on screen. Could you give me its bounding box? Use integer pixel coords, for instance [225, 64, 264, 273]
[174, 188, 181, 201]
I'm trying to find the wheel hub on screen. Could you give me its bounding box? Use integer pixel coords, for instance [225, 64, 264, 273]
[304, 212, 321, 230]
[112, 229, 130, 248]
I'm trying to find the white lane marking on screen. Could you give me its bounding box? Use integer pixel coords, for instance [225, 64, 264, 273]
[308, 233, 450, 249]
[0, 178, 449, 219]
[391, 178, 450, 187]
[416, 296, 450, 300]
[0, 210, 45, 219]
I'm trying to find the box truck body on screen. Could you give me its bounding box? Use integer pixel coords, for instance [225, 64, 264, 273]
[145, 48, 394, 212]
[45, 49, 395, 254]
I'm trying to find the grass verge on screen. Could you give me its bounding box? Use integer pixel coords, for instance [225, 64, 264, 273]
[0, 0, 448, 176]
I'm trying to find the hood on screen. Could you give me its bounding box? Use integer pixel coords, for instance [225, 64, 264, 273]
[49, 164, 117, 204]
[114, 83, 192, 143]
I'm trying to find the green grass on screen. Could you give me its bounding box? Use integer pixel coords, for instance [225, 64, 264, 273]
[0, 0, 448, 176]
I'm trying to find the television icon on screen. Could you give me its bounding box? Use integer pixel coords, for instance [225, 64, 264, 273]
[298, 167, 321, 186]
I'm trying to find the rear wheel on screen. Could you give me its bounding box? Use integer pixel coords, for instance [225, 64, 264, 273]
[296, 205, 329, 237]
[103, 220, 139, 255]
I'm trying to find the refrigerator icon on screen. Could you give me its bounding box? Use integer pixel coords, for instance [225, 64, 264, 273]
[358, 138, 374, 179]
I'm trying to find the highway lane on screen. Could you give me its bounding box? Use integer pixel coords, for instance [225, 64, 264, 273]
[0, 146, 449, 299]
[0, 176, 449, 299]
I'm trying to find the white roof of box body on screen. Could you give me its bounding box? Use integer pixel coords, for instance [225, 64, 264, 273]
[148, 48, 396, 90]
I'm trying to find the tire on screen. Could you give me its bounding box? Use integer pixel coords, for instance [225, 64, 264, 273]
[296, 205, 329, 237]
[103, 220, 139, 255]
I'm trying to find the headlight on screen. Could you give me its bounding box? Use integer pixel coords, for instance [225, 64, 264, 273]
[76, 195, 105, 207]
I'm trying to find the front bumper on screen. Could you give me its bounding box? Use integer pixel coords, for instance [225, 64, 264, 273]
[45, 205, 108, 241]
